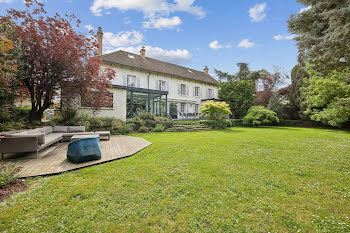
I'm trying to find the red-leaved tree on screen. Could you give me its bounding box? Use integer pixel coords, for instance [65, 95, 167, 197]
[2, 0, 115, 122]
[255, 69, 288, 106]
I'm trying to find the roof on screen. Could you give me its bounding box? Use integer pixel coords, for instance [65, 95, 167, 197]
[99, 50, 218, 85]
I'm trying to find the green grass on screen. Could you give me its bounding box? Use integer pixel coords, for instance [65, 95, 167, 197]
[1, 127, 350, 232]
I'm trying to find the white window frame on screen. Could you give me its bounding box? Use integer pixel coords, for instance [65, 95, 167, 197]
[180, 84, 186, 95]
[180, 103, 185, 113]
[127, 75, 136, 87]
[208, 88, 213, 98]
[158, 80, 166, 91]
[194, 86, 200, 97]
[194, 104, 199, 114]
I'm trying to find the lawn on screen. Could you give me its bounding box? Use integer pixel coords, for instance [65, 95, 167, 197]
[1, 127, 349, 232]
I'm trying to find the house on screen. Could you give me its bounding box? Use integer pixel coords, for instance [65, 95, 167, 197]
[76, 27, 219, 121]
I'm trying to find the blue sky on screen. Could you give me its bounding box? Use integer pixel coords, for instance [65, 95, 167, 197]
[0, 0, 307, 77]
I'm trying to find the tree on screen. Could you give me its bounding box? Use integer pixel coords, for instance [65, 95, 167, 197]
[2, 0, 115, 122]
[255, 69, 288, 106]
[0, 20, 18, 129]
[200, 101, 231, 120]
[218, 80, 255, 118]
[215, 62, 265, 83]
[302, 69, 350, 128]
[288, 0, 350, 73]
[290, 64, 308, 119]
[243, 106, 279, 127]
[267, 94, 288, 120]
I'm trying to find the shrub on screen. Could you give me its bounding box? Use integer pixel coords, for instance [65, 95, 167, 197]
[89, 117, 104, 130]
[127, 117, 144, 131]
[279, 120, 303, 127]
[0, 162, 22, 188]
[243, 106, 279, 127]
[138, 126, 149, 133]
[201, 119, 232, 129]
[200, 101, 232, 120]
[138, 112, 156, 121]
[231, 119, 243, 126]
[144, 119, 157, 128]
[153, 124, 166, 132]
[169, 103, 178, 117]
[11, 107, 31, 123]
[111, 119, 130, 135]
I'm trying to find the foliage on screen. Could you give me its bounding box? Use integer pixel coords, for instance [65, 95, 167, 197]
[128, 113, 172, 132]
[214, 62, 266, 83]
[302, 69, 350, 128]
[303, 70, 350, 127]
[218, 80, 255, 118]
[0, 162, 21, 188]
[255, 69, 288, 106]
[138, 126, 149, 133]
[288, 0, 350, 73]
[279, 120, 304, 127]
[267, 94, 288, 120]
[201, 119, 232, 129]
[0, 20, 19, 129]
[230, 119, 244, 126]
[2, 0, 115, 122]
[169, 103, 178, 117]
[1, 128, 349, 232]
[111, 119, 131, 135]
[290, 64, 308, 119]
[243, 106, 279, 127]
[153, 124, 166, 132]
[200, 101, 231, 120]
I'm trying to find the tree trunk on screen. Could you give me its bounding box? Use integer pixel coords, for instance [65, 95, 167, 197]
[29, 109, 43, 123]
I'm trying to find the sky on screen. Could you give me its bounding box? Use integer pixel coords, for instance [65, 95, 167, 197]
[0, 0, 308, 78]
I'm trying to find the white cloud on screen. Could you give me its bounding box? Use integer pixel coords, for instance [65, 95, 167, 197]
[104, 45, 192, 65]
[209, 40, 232, 50]
[84, 24, 94, 31]
[143, 16, 182, 29]
[103, 30, 143, 49]
[90, 0, 206, 18]
[299, 6, 311, 14]
[273, 34, 296, 41]
[249, 3, 267, 22]
[238, 39, 255, 48]
[0, 0, 14, 3]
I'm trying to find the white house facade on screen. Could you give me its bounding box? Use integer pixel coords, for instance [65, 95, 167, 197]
[76, 28, 218, 121]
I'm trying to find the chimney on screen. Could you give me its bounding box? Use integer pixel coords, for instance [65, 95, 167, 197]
[140, 46, 146, 59]
[204, 66, 209, 74]
[97, 27, 103, 56]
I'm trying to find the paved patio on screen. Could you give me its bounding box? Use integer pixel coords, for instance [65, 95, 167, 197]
[2, 135, 152, 178]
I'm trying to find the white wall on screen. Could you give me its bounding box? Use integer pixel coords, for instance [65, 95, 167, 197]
[77, 88, 127, 121]
[102, 63, 218, 119]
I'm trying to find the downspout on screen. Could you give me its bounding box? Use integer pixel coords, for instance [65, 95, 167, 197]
[147, 72, 151, 89]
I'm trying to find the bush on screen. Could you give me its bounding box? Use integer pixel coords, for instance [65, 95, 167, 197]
[201, 119, 232, 129]
[127, 117, 144, 131]
[111, 119, 131, 135]
[200, 101, 231, 120]
[144, 119, 157, 128]
[243, 106, 279, 127]
[169, 103, 178, 117]
[138, 112, 156, 121]
[231, 119, 243, 126]
[279, 120, 303, 127]
[138, 126, 149, 133]
[89, 117, 104, 130]
[0, 162, 22, 188]
[153, 124, 166, 132]
[11, 107, 31, 123]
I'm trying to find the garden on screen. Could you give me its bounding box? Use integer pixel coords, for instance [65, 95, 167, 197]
[1, 127, 349, 232]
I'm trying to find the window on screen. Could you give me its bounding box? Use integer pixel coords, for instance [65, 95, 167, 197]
[127, 75, 136, 87]
[180, 84, 186, 95]
[208, 88, 213, 98]
[180, 103, 186, 113]
[158, 80, 166, 91]
[194, 104, 199, 114]
[194, 87, 200, 97]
